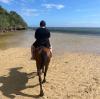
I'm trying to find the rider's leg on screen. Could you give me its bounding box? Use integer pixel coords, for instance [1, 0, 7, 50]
[49, 46, 52, 57]
[31, 45, 35, 60]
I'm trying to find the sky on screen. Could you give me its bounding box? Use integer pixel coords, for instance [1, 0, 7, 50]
[0, 0, 100, 27]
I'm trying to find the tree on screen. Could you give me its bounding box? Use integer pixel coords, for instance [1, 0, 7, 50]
[0, 6, 27, 32]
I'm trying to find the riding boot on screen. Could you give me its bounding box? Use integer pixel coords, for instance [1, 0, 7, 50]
[50, 46, 52, 57]
[31, 45, 35, 60]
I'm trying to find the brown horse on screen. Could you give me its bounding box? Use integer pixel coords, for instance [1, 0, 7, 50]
[34, 46, 51, 96]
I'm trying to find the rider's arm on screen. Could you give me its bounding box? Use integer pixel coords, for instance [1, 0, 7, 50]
[35, 29, 39, 39]
[46, 29, 51, 38]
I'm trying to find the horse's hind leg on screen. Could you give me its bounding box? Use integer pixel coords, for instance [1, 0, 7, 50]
[42, 66, 44, 73]
[43, 60, 50, 83]
[37, 70, 44, 96]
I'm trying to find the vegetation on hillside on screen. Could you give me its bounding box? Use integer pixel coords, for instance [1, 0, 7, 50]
[0, 6, 27, 32]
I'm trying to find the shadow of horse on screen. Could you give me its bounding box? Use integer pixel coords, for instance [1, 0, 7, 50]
[0, 67, 41, 98]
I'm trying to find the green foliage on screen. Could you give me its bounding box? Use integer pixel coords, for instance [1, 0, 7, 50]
[0, 6, 27, 31]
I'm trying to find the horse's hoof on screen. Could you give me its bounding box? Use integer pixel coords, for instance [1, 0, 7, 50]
[42, 79, 46, 83]
[40, 91, 44, 96]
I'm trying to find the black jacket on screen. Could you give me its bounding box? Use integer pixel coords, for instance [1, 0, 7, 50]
[33, 27, 51, 48]
[35, 27, 50, 40]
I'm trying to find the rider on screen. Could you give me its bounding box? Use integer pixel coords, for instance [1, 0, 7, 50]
[31, 20, 52, 60]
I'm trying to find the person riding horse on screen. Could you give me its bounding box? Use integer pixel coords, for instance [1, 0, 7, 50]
[31, 20, 52, 60]
[31, 20, 52, 96]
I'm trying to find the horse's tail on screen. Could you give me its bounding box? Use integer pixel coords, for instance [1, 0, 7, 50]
[40, 50, 47, 70]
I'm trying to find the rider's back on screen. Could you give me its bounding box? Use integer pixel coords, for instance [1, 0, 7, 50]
[35, 27, 50, 41]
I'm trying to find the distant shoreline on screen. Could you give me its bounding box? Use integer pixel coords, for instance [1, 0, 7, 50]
[30, 27, 100, 36]
[0, 29, 27, 35]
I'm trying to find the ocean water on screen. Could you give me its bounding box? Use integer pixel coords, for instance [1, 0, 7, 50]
[48, 27, 100, 36]
[0, 28, 100, 54]
[33, 27, 100, 35]
[51, 32, 100, 54]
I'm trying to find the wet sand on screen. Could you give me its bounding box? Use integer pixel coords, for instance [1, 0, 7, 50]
[1, 30, 100, 54]
[0, 48, 100, 99]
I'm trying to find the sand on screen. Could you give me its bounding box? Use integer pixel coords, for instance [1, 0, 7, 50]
[0, 48, 100, 99]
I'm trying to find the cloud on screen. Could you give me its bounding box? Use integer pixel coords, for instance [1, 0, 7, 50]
[43, 4, 64, 10]
[0, 0, 12, 3]
[21, 8, 39, 16]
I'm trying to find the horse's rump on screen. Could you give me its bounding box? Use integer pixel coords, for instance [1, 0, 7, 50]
[35, 47, 51, 58]
[35, 46, 51, 70]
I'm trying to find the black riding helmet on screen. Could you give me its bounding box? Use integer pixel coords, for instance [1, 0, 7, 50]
[40, 20, 46, 27]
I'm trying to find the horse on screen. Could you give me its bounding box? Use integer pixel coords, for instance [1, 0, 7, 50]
[34, 46, 51, 96]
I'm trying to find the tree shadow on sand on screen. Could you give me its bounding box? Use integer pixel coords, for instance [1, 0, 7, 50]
[0, 67, 41, 99]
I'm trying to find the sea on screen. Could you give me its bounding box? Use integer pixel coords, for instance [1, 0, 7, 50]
[0, 27, 100, 54]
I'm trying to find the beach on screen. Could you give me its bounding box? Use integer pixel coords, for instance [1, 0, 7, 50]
[0, 31, 100, 99]
[0, 48, 100, 99]
[1, 0, 100, 98]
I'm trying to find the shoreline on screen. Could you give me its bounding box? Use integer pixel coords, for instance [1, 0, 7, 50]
[0, 29, 27, 35]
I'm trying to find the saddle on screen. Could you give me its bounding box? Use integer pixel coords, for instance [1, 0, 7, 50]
[35, 46, 52, 59]
[31, 45, 52, 60]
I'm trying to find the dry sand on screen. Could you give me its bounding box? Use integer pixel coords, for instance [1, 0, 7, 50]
[0, 48, 100, 99]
